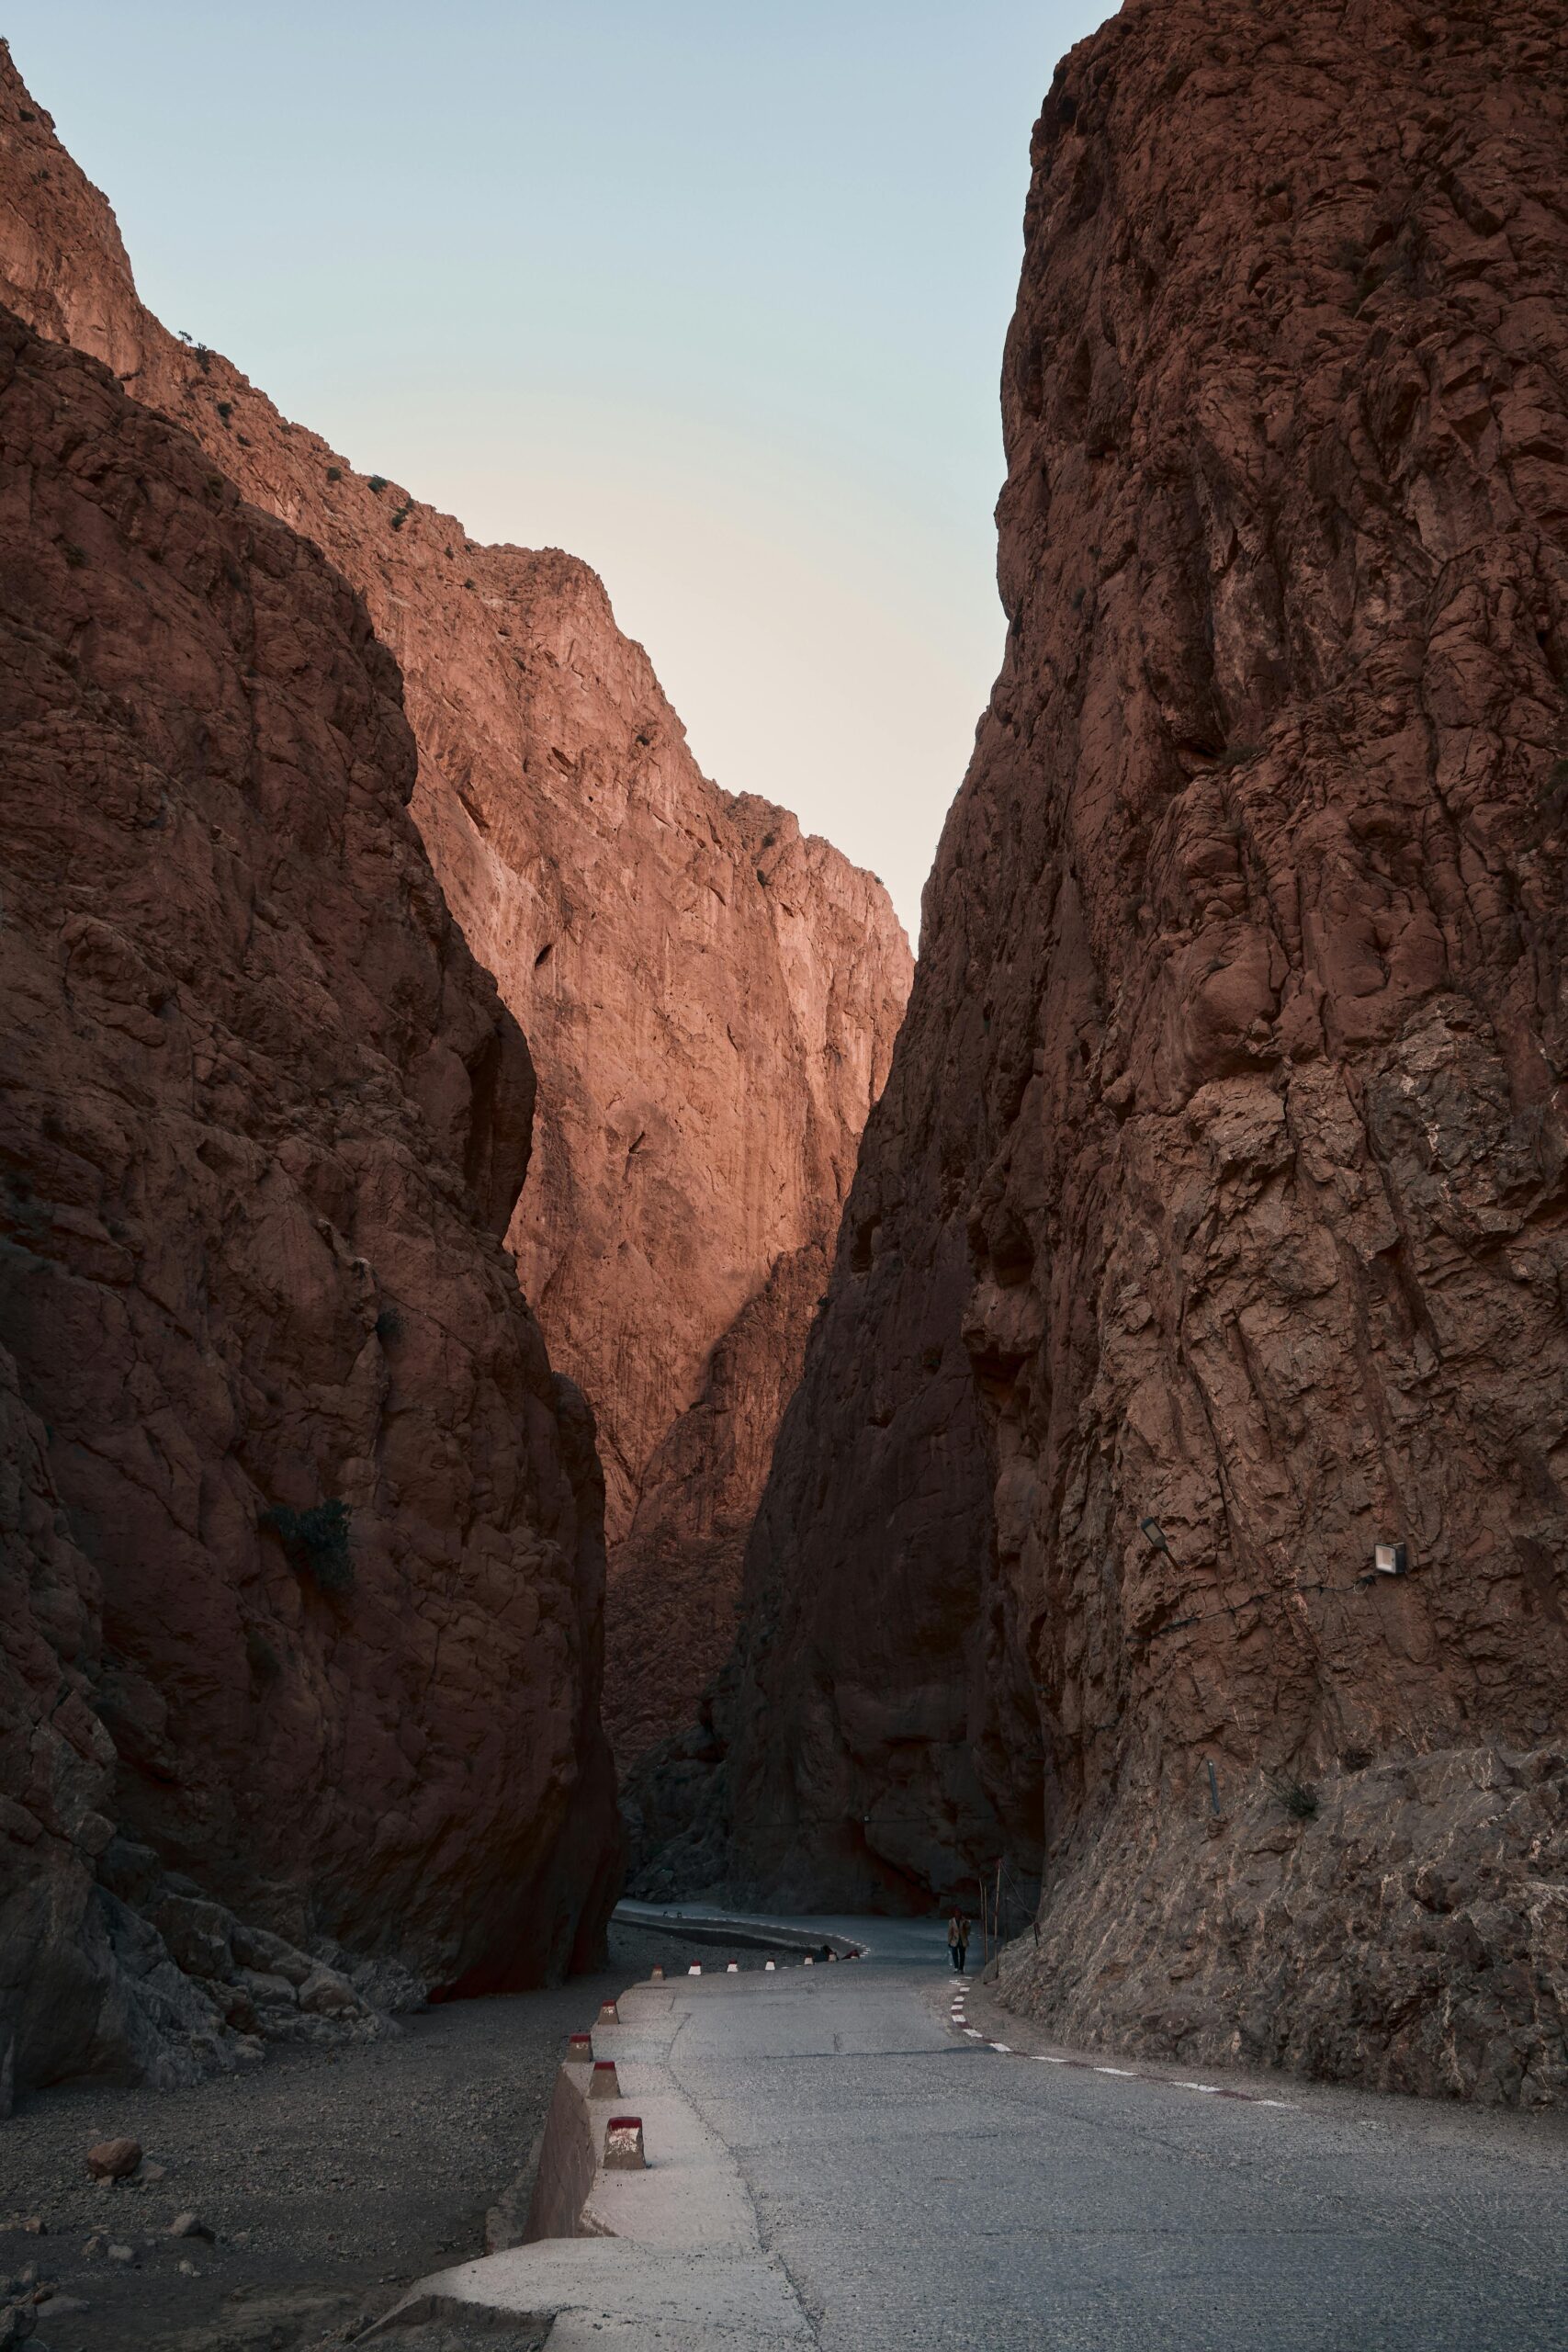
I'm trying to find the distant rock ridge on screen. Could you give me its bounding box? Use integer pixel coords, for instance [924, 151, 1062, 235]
[0, 297, 615, 2098]
[644, 0, 1568, 2108]
[0, 41, 913, 1769]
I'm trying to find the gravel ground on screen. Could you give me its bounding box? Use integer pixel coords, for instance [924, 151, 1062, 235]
[0, 1923, 794, 2351]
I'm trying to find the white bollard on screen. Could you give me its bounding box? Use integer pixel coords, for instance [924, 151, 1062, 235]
[727, 1962, 739, 1973]
[764, 1961, 776, 1972]
[688, 1963, 702, 1975]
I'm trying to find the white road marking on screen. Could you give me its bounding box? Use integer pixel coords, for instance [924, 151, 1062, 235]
[1095, 2066, 1136, 2076]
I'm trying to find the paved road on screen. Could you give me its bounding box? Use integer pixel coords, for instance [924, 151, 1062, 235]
[613, 1900, 953, 1965]
[662, 1962, 1568, 2352]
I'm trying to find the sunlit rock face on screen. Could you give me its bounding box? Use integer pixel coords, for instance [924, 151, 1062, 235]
[0, 44, 913, 1773]
[0, 298, 619, 2095]
[703, 0, 1568, 2103]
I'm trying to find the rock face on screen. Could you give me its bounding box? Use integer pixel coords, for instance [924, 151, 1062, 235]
[680, 0, 1568, 2104]
[0, 300, 615, 2098]
[0, 46, 913, 1770]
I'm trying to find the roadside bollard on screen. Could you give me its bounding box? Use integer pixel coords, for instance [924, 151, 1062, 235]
[604, 2116, 647, 2171]
[804, 1956, 814, 1966]
[764, 1961, 776, 1972]
[650, 1965, 664, 1980]
[727, 1962, 739, 1973]
[688, 1963, 702, 1975]
[590, 2060, 621, 2099]
[599, 2000, 620, 2023]
[566, 2033, 593, 2067]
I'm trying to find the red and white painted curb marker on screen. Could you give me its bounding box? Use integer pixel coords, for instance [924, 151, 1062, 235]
[599, 2000, 620, 2023]
[765, 1961, 776, 1972]
[589, 2060, 621, 2099]
[650, 1965, 664, 1980]
[604, 2116, 647, 2171]
[727, 1962, 739, 1973]
[804, 1957, 814, 1967]
[688, 1963, 702, 1976]
[566, 2033, 593, 2066]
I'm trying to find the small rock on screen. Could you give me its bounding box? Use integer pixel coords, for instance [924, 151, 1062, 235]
[17, 2224, 41, 2240]
[39, 2300, 85, 2320]
[78, 2239, 103, 2262]
[85, 2140, 141, 2182]
[140, 2159, 167, 2183]
[168, 2213, 214, 2243]
[0, 2302, 35, 2347]
[176, 2258, 199, 2277]
[105, 2245, 134, 2267]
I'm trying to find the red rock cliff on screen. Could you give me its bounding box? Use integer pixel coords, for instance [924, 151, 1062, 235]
[0, 301, 615, 2096]
[704, 0, 1568, 2106]
[0, 49, 913, 1768]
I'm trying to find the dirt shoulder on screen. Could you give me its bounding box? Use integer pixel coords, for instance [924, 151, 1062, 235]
[0, 1922, 791, 2352]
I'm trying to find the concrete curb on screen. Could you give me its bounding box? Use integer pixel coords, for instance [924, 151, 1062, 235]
[372, 1973, 813, 2346]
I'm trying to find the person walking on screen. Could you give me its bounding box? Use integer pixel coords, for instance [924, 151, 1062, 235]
[947, 1910, 968, 1972]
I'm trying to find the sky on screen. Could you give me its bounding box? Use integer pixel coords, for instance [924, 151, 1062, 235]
[9, 2, 1108, 939]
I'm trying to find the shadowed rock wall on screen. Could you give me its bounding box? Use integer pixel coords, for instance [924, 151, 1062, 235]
[696, 0, 1568, 2102]
[0, 44, 913, 1770]
[0, 304, 615, 2096]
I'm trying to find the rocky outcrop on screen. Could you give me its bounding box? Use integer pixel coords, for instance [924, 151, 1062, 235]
[671, 0, 1568, 2104]
[0, 46, 913, 1770]
[0, 300, 615, 2097]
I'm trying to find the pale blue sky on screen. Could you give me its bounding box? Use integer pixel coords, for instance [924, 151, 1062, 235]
[10, 3, 1107, 935]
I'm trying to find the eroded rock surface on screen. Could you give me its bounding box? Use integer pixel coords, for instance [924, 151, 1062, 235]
[0, 47, 912, 1768]
[674, 0, 1568, 2102]
[0, 302, 615, 2097]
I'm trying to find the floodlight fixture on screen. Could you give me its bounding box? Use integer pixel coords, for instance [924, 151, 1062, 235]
[1139, 1517, 1169, 1552]
[1373, 1541, 1408, 1576]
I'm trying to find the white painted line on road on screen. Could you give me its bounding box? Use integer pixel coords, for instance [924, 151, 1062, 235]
[944, 2005, 1296, 2113]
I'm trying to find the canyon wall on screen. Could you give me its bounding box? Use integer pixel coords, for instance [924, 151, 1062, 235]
[0, 45, 912, 1768]
[0, 300, 616, 2097]
[694, 0, 1568, 2104]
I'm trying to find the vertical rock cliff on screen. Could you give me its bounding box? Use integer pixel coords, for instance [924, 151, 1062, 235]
[0, 47, 913, 1769]
[705, 0, 1568, 2104]
[0, 301, 615, 2095]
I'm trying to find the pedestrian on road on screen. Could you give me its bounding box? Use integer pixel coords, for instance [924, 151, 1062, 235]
[948, 1911, 968, 1972]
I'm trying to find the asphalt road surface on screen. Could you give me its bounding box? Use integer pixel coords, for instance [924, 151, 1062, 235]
[659, 1961, 1568, 2352]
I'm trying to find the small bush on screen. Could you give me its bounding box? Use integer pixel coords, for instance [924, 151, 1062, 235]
[326, 465, 343, 482]
[217, 401, 232, 421]
[367, 474, 389, 495]
[262, 1498, 354, 1592]
[245, 1628, 281, 1683]
[1270, 1774, 1318, 1821]
[389, 500, 412, 531]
